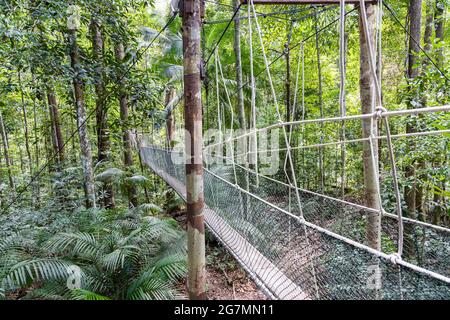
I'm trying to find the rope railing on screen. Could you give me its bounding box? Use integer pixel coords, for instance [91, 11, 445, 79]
[203, 105, 450, 150]
[139, 146, 450, 299]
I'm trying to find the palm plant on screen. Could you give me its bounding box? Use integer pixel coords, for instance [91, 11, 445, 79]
[0, 209, 187, 300]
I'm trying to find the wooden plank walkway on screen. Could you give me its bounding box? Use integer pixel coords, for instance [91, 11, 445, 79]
[145, 161, 307, 300]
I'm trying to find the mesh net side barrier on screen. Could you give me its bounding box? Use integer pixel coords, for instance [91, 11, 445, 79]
[140, 146, 450, 300]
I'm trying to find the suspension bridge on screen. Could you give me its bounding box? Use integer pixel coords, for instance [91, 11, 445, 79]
[137, 0, 450, 300]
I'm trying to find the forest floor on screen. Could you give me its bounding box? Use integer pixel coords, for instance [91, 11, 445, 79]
[170, 209, 266, 300]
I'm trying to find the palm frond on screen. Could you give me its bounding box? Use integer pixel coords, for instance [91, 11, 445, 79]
[135, 203, 163, 215]
[95, 168, 125, 183]
[125, 175, 150, 186]
[2, 259, 76, 290]
[45, 232, 103, 260]
[126, 268, 176, 300]
[69, 288, 111, 300]
[153, 254, 187, 282]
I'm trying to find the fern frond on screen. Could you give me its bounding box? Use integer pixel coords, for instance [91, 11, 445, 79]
[95, 168, 125, 183]
[69, 288, 111, 300]
[135, 203, 163, 215]
[153, 254, 187, 282]
[2, 259, 77, 290]
[45, 232, 103, 260]
[125, 175, 150, 186]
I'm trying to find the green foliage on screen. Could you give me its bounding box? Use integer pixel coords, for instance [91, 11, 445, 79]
[0, 207, 187, 300]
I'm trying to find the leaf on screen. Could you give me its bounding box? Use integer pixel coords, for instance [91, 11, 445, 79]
[69, 288, 111, 300]
[95, 168, 125, 183]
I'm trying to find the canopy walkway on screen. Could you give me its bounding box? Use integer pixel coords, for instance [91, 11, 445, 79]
[140, 146, 450, 300]
[142, 0, 450, 300]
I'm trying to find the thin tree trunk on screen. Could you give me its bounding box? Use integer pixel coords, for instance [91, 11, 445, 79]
[90, 18, 110, 163]
[0, 110, 15, 191]
[68, 26, 96, 209]
[405, 0, 423, 219]
[416, 1, 435, 221]
[18, 71, 33, 178]
[359, 4, 381, 250]
[91, 18, 114, 209]
[31, 73, 41, 207]
[182, 0, 206, 300]
[434, 0, 445, 67]
[432, 0, 446, 224]
[233, 0, 246, 130]
[115, 41, 138, 207]
[314, 9, 325, 193]
[47, 89, 65, 165]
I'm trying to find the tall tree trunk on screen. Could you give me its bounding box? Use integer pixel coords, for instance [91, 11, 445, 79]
[47, 89, 64, 165]
[182, 0, 206, 300]
[416, 1, 435, 221]
[166, 87, 176, 148]
[90, 18, 110, 163]
[18, 71, 33, 178]
[68, 26, 96, 209]
[0, 110, 15, 191]
[434, 0, 445, 67]
[432, 0, 446, 224]
[31, 73, 41, 208]
[233, 0, 246, 130]
[359, 4, 381, 250]
[314, 9, 325, 193]
[91, 18, 114, 209]
[115, 41, 138, 207]
[405, 0, 423, 219]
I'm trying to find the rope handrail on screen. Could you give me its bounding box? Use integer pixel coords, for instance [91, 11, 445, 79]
[203, 105, 450, 150]
[139, 146, 450, 294]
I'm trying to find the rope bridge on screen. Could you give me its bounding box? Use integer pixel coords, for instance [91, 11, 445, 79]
[140, 145, 450, 300]
[140, 0, 449, 300]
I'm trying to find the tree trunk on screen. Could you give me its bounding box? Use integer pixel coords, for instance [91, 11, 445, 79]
[405, 0, 423, 219]
[18, 71, 33, 178]
[91, 18, 114, 209]
[233, 0, 246, 130]
[31, 73, 41, 208]
[359, 4, 381, 250]
[68, 27, 96, 209]
[0, 110, 15, 191]
[314, 10, 325, 193]
[115, 41, 138, 207]
[434, 0, 445, 67]
[47, 89, 64, 165]
[182, 0, 206, 300]
[90, 18, 110, 163]
[416, 1, 435, 221]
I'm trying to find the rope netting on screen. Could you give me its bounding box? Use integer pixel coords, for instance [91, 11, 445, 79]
[139, 0, 449, 300]
[140, 146, 450, 300]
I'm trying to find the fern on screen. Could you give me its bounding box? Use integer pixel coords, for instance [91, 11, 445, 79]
[0, 208, 187, 300]
[45, 232, 103, 260]
[95, 168, 125, 183]
[2, 259, 76, 289]
[69, 288, 110, 300]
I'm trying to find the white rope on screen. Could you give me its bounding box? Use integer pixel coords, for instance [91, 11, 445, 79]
[231, 129, 450, 154]
[249, 0, 319, 298]
[249, 0, 303, 218]
[216, 49, 239, 186]
[214, 50, 223, 142]
[147, 145, 450, 234]
[203, 105, 450, 150]
[204, 166, 450, 285]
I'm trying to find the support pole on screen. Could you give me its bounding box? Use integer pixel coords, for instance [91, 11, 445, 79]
[182, 0, 207, 300]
